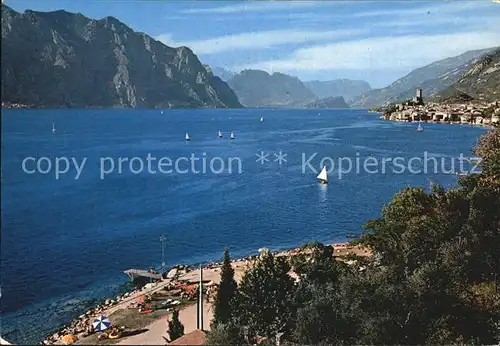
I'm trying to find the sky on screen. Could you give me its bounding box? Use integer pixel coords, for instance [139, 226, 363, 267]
[3, 0, 500, 88]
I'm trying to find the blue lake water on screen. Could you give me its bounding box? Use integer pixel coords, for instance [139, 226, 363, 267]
[0, 108, 486, 343]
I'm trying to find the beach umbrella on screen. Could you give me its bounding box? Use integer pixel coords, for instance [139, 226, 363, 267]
[92, 315, 111, 332]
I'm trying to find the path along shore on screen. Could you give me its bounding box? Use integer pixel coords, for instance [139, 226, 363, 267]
[40, 242, 370, 345]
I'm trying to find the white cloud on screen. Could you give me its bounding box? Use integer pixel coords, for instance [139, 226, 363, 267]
[156, 33, 181, 47]
[261, 1, 496, 25]
[157, 29, 365, 55]
[352, 1, 493, 18]
[182, 1, 319, 14]
[373, 10, 499, 30]
[237, 31, 500, 73]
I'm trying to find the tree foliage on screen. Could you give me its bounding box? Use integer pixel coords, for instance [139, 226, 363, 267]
[473, 128, 500, 191]
[167, 309, 184, 342]
[232, 250, 296, 338]
[219, 128, 500, 345]
[206, 322, 247, 345]
[213, 248, 238, 326]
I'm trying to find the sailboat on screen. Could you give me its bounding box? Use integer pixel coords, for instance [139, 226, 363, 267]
[417, 120, 424, 132]
[260, 117, 264, 122]
[218, 130, 223, 138]
[52, 122, 56, 133]
[185, 132, 190, 141]
[230, 131, 235, 140]
[317, 166, 328, 184]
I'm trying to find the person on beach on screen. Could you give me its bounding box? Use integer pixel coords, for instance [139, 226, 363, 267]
[86, 322, 93, 335]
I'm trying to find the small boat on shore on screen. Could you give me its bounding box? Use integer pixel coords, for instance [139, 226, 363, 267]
[185, 132, 190, 141]
[317, 166, 328, 184]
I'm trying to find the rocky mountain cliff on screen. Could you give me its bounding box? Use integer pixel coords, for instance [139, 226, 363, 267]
[1, 5, 242, 108]
[304, 79, 371, 102]
[227, 70, 316, 107]
[433, 48, 500, 103]
[350, 48, 494, 108]
[304, 96, 348, 109]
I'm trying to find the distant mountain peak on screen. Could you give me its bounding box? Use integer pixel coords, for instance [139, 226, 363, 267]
[304, 79, 371, 102]
[304, 96, 349, 109]
[211, 66, 236, 82]
[227, 69, 315, 107]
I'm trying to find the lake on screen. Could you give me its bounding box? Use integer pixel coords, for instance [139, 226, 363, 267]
[0, 108, 486, 343]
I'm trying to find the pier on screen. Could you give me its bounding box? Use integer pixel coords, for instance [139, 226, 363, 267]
[124, 269, 162, 281]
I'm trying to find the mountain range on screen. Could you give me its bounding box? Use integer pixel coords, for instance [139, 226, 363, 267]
[213, 67, 370, 107]
[433, 48, 500, 103]
[304, 96, 349, 109]
[1, 3, 497, 110]
[349, 48, 495, 108]
[1, 4, 241, 108]
[226, 70, 317, 107]
[303, 80, 371, 102]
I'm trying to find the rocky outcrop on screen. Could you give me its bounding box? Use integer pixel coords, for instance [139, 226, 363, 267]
[227, 69, 316, 107]
[304, 96, 349, 109]
[1, 4, 242, 109]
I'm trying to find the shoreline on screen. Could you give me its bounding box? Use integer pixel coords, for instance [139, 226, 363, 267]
[39, 241, 370, 345]
[379, 116, 497, 130]
[375, 101, 500, 128]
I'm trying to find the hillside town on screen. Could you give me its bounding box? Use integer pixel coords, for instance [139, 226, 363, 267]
[379, 88, 500, 126]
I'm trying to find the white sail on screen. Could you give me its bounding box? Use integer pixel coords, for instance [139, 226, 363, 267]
[230, 131, 235, 139]
[260, 117, 264, 122]
[52, 122, 56, 133]
[185, 132, 190, 140]
[317, 166, 328, 182]
[218, 130, 222, 137]
[417, 121, 423, 131]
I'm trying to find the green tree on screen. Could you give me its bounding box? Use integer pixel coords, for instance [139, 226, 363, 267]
[167, 309, 184, 342]
[293, 284, 341, 344]
[291, 242, 342, 286]
[206, 322, 246, 345]
[232, 250, 296, 338]
[472, 127, 500, 191]
[213, 248, 238, 326]
[221, 128, 500, 345]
